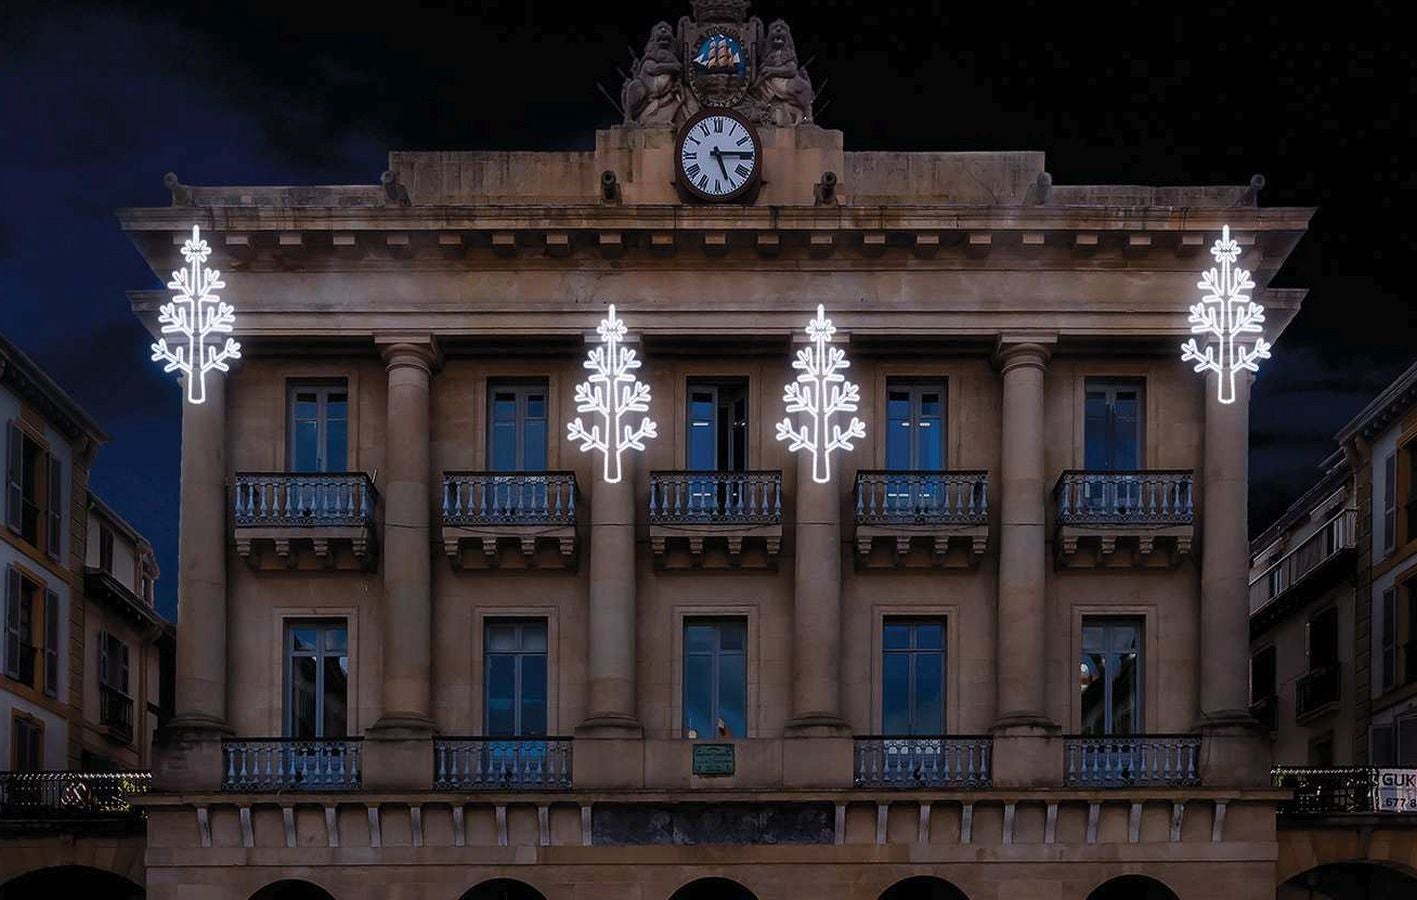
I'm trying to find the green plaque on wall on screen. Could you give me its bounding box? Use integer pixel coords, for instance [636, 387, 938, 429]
[692, 743, 735, 776]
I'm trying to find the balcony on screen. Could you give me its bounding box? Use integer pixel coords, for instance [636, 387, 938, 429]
[0, 771, 150, 819]
[1249, 508, 1356, 620]
[648, 471, 782, 567]
[1296, 664, 1341, 722]
[1275, 766, 1417, 815]
[1054, 470, 1194, 566]
[1249, 693, 1279, 734]
[853, 470, 989, 567]
[853, 736, 992, 788]
[99, 683, 134, 745]
[434, 737, 573, 790]
[233, 473, 377, 569]
[441, 472, 578, 567]
[1063, 735, 1201, 787]
[222, 738, 362, 792]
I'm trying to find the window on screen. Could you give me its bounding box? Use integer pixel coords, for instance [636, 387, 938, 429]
[683, 618, 746, 740]
[1383, 452, 1397, 555]
[488, 381, 549, 472]
[882, 619, 945, 735]
[1405, 582, 1417, 687]
[1372, 718, 1417, 767]
[1307, 606, 1339, 673]
[1083, 379, 1143, 470]
[885, 380, 946, 471]
[285, 622, 348, 738]
[99, 632, 130, 695]
[1382, 587, 1397, 691]
[1250, 645, 1277, 704]
[686, 379, 748, 472]
[4, 566, 54, 695]
[288, 383, 348, 473]
[1309, 734, 1334, 766]
[5, 421, 60, 557]
[11, 714, 42, 771]
[99, 523, 115, 574]
[1079, 618, 1142, 735]
[484, 620, 548, 736]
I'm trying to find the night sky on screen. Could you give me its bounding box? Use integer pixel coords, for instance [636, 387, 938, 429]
[1, 1, 1412, 620]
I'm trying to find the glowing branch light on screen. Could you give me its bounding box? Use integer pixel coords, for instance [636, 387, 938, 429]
[1180, 225, 1271, 404]
[567, 304, 658, 484]
[151, 225, 241, 405]
[776, 305, 866, 484]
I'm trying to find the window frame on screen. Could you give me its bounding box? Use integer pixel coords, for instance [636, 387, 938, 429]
[282, 620, 350, 739]
[1082, 377, 1146, 471]
[880, 617, 947, 736]
[485, 380, 551, 473]
[482, 618, 549, 737]
[681, 617, 749, 741]
[1306, 605, 1340, 673]
[10, 712, 43, 771]
[286, 381, 350, 473]
[1078, 616, 1145, 736]
[98, 522, 115, 574]
[99, 631, 131, 696]
[5, 420, 59, 555]
[1250, 644, 1277, 704]
[883, 378, 947, 472]
[1382, 586, 1398, 692]
[4, 564, 50, 694]
[685, 378, 749, 472]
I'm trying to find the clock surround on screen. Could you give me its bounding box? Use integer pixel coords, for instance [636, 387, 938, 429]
[674, 107, 763, 203]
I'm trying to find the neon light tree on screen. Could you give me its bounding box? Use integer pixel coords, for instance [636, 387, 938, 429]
[1180, 225, 1271, 404]
[151, 225, 241, 405]
[776, 304, 866, 484]
[567, 305, 658, 484]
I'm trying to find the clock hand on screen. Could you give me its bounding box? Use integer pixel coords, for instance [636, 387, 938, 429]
[710, 146, 729, 179]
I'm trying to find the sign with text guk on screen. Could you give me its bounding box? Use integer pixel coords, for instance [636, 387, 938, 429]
[1375, 769, 1417, 812]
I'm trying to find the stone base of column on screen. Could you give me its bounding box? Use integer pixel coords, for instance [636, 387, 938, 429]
[1197, 711, 1271, 787]
[784, 711, 852, 738]
[152, 721, 230, 792]
[990, 717, 1063, 789]
[575, 712, 644, 738]
[781, 735, 855, 788]
[570, 736, 646, 789]
[362, 733, 436, 791]
[367, 711, 437, 738]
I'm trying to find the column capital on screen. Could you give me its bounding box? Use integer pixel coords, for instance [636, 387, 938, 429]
[993, 334, 1056, 372]
[376, 334, 441, 371]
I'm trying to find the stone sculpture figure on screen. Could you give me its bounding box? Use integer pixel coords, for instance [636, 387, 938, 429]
[622, 21, 686, 126]
[754, 19, 813, 125]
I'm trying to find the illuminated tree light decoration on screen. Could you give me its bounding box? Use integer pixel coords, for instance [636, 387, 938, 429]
[776, 304, 866, 484]
[150, 225, 241, 405]
[1180, 225, 1271, 405]
[567, 304, 658, 484]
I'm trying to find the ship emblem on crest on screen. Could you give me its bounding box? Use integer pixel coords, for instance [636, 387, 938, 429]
[684, 25, 753, 107]
[693, 33, 746, 75]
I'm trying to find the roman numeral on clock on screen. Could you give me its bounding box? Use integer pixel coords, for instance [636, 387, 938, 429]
[686, 163, 701, 178]
[736, 164, 750, 178]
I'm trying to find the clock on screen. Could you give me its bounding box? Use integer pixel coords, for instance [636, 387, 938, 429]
[675, 108, 761, 202]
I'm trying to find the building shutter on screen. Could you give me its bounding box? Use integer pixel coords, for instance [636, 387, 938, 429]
[4, 422, 21, 533]
[1372, 723, 1396, 766]
[1384, 452, 1398, 554]
[4, 567, 20, 679]
[99, 631, 109, 688]
[1383, 587, 1398, 691]
[1400, 717, 1417, 766]
[46, 454, 62, 560]
[119, 641, 130, 694]
[43, 588, 59, 696]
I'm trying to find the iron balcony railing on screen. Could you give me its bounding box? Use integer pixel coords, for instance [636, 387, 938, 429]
[853, 736, 992, 788]
[854, 470, 989, 526]
[0, 771, 150, 818]
[223, 738, 363, 792]
[1296, 664, 1341, 719]
[1063, 735, 1201, 787]
[99, 683, 134, 743]
[1054, 470, 1194, 526]
[434, 737, 573, 790]
[648, 471, 782, 525]
[441, 472, 577, 527]
[233, 473, 377, 528]
[1275, 766, 1417, 815]
[1249, 508, 1356, 612]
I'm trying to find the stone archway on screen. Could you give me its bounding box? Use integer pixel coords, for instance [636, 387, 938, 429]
[878, 875, 971, 900]
[1279, 862, 1417, 899]
[249, 880, 337, 900]
[0, 866, 143, 900]
[667, 877, 758, 900]
[459, 880, 548, 900]
[1086, 875, 1180, 900]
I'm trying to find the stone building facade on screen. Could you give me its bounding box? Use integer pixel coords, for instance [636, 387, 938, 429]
[117, 5, 1317, 898]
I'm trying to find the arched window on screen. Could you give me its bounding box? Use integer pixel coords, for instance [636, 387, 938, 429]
[667, 877, 758, 900]
[1086, 875, 1179, 900]
[459, 880, 548, 900]
[249, 880, 337, 900]
[878, 875, 970, 900]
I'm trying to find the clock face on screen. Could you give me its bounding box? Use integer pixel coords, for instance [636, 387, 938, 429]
[676, 110, 761, 202]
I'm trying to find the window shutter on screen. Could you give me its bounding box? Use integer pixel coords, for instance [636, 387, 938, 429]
[1383, 587, 1398, 691]
[99, 631, 109, 688]
[43, 589, 59, 696]
[119, 641, 130, 694]
[46, 454, 62, 560]
[4, 567, 20, 679]
[1400, 717, 1417, 766]
[4, 422, 21, 533]
[1372, 723, 1396, 766]
[1385, 452, 1398, 554]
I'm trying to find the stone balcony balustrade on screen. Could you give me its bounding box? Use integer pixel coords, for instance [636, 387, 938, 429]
[233, 472, 378, 569]
[853, 470, 989, 567]
[440, 471, 578, 567]
[222, 738, 363, 792]
[1053, 470, 1195, 566]
[433, 737, 574, 791]
[1063, 735, 1202, 788]
[852, 736, 992, 788]
[648, 470, 782, 567]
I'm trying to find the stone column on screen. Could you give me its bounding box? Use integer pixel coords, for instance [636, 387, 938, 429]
[154, 375, 230, 791]
[990, 338, 1060, 787]
[787, 466, 848, 735]
[1198, 371, 1269, 783]
[371, 339, 438, 735]
[578, 458, 642, 735]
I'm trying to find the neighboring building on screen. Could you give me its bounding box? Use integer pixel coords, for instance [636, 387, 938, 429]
[70, 3, 1357, 898]
[0, 330, 166, 896]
